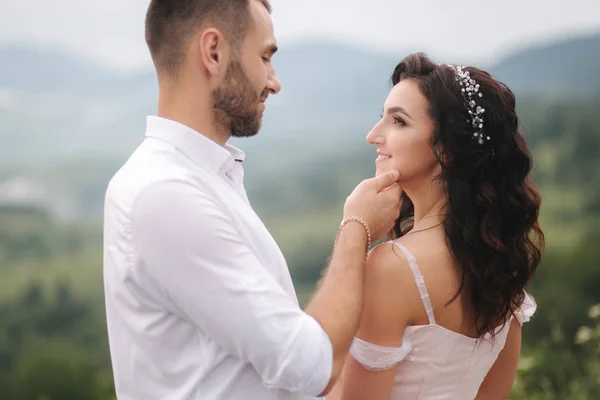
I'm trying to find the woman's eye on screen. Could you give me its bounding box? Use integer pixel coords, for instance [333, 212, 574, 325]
[394, 117, 406, 126]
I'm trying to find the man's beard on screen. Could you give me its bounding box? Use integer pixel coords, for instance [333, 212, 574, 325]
[212, 60, 266, 138]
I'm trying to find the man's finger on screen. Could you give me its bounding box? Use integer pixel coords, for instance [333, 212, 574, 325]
[381, 182, 402, 194]
[373, 170, 400, 192]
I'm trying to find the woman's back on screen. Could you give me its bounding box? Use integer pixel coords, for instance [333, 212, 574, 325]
[348, 237, 536, 399]
[392, 228, 479, 338]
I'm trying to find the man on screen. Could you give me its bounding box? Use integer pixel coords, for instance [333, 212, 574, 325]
[103, 0, 401, 398]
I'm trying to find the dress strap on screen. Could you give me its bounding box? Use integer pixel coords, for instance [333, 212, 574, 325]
[392, 242, 436, 325]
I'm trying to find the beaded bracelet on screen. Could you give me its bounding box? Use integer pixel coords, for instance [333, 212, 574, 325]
[334, 216, 372, 251]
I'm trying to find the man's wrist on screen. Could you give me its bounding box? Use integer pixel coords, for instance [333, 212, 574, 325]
[335, 217, 371, 253]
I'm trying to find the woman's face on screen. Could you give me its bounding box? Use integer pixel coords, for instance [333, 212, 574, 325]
[366, 79, 440, 185]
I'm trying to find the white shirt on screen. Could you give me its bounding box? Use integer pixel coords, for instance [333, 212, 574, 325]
[103, 116, 333, 399]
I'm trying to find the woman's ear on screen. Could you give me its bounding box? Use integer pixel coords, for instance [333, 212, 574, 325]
[433, 145, 449, 166]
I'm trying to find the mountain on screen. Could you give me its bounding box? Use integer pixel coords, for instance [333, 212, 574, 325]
[489, 33, 600, 96]
[0, 45, 157, 98]
[0, 33, 599, 166]
[0, 45, 114, 95]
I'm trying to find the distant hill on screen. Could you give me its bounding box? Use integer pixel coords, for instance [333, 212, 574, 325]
[0, 45, 158, 97]
[0, 45, 116, 95]
[489, 33, 600, 96]
[0, 33, 599, 165]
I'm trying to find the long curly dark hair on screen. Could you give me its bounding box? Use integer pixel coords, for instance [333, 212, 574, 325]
[390, 53, 545, 338]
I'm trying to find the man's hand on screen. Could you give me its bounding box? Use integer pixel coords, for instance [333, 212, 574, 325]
[343, 171, 402, 241]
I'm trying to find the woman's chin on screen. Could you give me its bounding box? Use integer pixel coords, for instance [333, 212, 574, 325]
[375, 166, 389, 177]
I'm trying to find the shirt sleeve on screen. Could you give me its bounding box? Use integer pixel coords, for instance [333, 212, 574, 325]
[131, 179, 333, 396]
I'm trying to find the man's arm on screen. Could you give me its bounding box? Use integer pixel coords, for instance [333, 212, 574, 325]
[132, 171, 401, 397]
[306, 222, 369, 396]
[306, 172, 402, 396]
[132, 180, 333, 396]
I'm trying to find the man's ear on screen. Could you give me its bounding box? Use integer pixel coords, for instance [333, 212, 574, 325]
[195, 28, 229, 77]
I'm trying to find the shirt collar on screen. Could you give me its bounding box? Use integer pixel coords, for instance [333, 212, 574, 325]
[144, 116, 246, 175]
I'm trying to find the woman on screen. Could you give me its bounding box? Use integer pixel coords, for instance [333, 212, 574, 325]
[329, 53, 544, 399]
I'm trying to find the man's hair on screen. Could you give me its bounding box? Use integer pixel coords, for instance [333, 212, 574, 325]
[145, 0, 272, 74]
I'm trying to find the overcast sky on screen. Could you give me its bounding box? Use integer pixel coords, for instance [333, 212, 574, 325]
[1, 0, 599, 72]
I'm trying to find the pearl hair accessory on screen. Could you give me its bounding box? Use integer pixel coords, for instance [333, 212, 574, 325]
[449, 65, 490, 145]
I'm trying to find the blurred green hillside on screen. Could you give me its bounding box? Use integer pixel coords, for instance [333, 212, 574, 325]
[0, 35, 599, 398]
